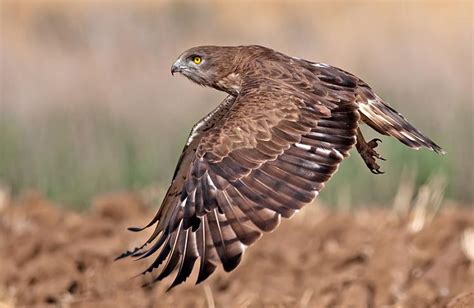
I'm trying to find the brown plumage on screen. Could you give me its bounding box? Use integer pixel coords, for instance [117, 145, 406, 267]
[117, 45, 444, 289]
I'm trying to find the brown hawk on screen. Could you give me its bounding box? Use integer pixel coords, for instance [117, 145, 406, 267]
[117, 45, 444, 289]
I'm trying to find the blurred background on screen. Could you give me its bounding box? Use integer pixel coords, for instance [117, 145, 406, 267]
[1, 1, 473, 307]
[0, 0, 472, 208]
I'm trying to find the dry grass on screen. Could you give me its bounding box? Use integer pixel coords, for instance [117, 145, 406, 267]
[461, 228, 474, 262]
[408, 174, 446, 233]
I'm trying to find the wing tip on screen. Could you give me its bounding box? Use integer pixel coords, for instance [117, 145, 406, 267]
[222, 252, 244, 272]
[128, 226, 148, 232]
[410, 142, 445, 155]
[433, 146, 447, 155]
[114, 245, 147, 261]
[426, 141, 446, 155]
[114, 252, 130, 261]
[195, 265, 217, 285]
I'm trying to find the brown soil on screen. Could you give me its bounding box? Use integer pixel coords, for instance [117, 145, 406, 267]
[0, 192, 473, 307]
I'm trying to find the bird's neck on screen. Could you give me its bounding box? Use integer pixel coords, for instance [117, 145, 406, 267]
[214, 72, 243, 96]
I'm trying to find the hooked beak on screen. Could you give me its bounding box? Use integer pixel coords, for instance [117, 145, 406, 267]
[171, 60, 184, 76]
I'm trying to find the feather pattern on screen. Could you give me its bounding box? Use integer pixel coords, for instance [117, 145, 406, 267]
[118, 45, 444, 289]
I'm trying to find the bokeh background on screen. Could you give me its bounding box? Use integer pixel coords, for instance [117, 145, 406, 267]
[1, 0, 472, 208]
[1, 1, 473, 307]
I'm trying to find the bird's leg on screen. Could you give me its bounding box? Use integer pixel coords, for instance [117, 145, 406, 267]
[356, 128, 386, 174]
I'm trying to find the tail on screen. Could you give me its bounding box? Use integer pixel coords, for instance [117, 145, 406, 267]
[357, 90, 445, 154]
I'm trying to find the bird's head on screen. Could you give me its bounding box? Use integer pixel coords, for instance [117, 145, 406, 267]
[171, 45, 269, 95]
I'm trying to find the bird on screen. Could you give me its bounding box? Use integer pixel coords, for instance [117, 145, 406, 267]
[116, 45, 445, 290]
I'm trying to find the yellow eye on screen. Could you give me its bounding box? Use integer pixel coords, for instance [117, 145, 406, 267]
[193, 56, 202, 64]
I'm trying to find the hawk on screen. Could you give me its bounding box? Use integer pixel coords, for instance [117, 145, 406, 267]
[117, 45, 444, 289]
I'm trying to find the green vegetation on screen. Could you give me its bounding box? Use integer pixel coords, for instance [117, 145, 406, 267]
[0, 110, 168, 209]
[0, 107, 466, 210]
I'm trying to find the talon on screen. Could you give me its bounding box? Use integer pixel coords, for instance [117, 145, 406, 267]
[370, 169, 385, 174]
[356, 129, 387, 174]
[374, 152, 386, 160]
[370, 167, 384, 175]
[367, 138, 382, 149]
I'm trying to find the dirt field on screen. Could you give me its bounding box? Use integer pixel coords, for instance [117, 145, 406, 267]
[0, 192, 473, 308]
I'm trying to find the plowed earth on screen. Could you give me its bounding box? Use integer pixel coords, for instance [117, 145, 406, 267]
[1, 192, 473, 307]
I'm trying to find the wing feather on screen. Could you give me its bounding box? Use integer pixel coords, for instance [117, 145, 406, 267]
[168, 230, 198, 289]
[196, 217, 219, 284]
[118, 65, 361, 290]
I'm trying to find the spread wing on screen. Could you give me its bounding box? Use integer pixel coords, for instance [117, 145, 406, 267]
[117, 70, 361, 290]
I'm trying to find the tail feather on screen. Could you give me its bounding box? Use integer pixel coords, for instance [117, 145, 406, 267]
[357, 93, 445, 154]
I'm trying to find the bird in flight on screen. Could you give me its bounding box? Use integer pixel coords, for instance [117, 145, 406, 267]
[117, 45, 444, 289]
